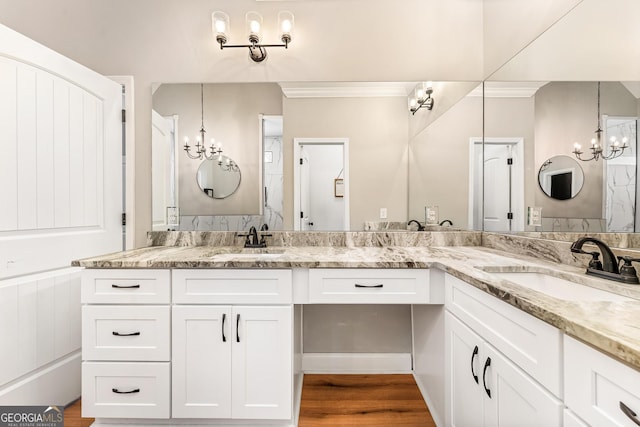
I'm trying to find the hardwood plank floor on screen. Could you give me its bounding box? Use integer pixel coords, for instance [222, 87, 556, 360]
[65, 374, 436, 426]
[298, 374, 436, 426]
[64, 399, 94, 427]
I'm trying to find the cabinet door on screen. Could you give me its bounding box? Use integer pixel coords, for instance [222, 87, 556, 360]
[445, 313, 484, 427]
[172, 306, 232, 418]
[483, 343, 562, 427]
[232, 305, 292, 420]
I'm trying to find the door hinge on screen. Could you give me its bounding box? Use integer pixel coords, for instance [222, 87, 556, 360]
[507, 212, 513, 220]
[122, 212, 126, 226]
[299, 158, 303, 165]
[507, 158, 513, 165]
[121, 109, 126, 123]
[300, 211, 304, 219]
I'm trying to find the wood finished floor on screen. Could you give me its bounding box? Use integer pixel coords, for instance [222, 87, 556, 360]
[298, 374, 436, 426]
[64, 399, 93, 427]
[64, 374, 435, 427]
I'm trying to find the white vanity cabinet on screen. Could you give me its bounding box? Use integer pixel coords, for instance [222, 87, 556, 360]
[81, 269, 171, 419]
[171, 269, 293, 421]
[445, 274, 563, 427]
[565, 335, 640, 427]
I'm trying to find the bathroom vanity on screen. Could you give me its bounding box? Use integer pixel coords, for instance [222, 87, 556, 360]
[75, 232, 640, 427]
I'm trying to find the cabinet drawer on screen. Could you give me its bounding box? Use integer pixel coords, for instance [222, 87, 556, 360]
[82, 362, 170, 419]
[172, 269, 292, 304]
[565, 335, 640, 427]
[81, 269, 170, 304]
[82, 306, 170, 361]
[445, 274, 562, 397]
[309, 269, 430, 304]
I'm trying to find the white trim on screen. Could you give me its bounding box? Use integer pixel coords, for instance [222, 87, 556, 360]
[413, 372, 444, 427]
[468, 82, 548, 98]
[302, 353, 412, 373]
[109, 76, 135, 250]
[293, 138, 350, 231]
[469, 137, 525, 232]
[280, 82, 411, 99]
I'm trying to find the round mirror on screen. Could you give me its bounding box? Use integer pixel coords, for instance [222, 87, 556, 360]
[538, 155, 584, 200]
[196, 155, 241, 199]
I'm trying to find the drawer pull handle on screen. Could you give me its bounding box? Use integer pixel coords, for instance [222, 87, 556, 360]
[222, 313, 227, 342]
[112, 331, 141, 337]
[471, 345, 479, 384]
[112, 388, 140, 394]
[236, 314, 241, 343]
[620, 402, 640, 426]
[111, 284, 140, 289]
[482, 357, 492, 398]
[354, 284, 384, 288]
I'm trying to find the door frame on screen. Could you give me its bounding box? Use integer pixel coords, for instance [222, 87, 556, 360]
[468, 137, 525, 232]
[293, 138, 350, 231]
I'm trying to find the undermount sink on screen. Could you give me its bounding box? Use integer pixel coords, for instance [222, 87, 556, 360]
[486, 271, 633, 302]
[211, 248, 286, 260]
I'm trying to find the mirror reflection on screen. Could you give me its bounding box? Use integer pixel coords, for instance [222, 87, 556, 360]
[484, 81, 639, 233]
[196, 155, 241, 199]
[538, 155, 584, 200]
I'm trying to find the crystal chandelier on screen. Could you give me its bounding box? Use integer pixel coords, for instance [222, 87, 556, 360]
[183, 84, 223, 160]
[572, 82, 628, 161]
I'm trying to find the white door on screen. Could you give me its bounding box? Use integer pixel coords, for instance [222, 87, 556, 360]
[0, 24, 122, 405]
[483, 144, 513, 232]
[293, 138, 349, 231]
[172, 306, 232, 418]
[300, 150, 312, 230]
[152, 110, 178, 231]
[483, 343, 562, 427]
[446, 313, 485, 427]
[232, 306, 292, 420]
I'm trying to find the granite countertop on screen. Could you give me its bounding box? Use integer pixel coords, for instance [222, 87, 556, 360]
[74, 244, 640, 371]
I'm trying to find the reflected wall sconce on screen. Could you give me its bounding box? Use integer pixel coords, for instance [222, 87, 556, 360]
[408, 82, 435, 115]
[572, 82, 628, 161]
[212, 11, 294, 63]
[183, 83, 224, 161]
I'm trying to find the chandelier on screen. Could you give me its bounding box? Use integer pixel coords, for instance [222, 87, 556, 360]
[219, 157, 239, 172]
[572, 82, 628, 161]
[183, 84, 223, 161]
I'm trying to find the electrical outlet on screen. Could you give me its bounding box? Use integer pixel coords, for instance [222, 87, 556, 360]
[380, 208, 387, 219]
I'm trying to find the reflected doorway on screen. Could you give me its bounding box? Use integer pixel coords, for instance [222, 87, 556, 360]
[469, 137, 524, 232]
[262, 115, 284, 230]
[293, 138, 350, 231]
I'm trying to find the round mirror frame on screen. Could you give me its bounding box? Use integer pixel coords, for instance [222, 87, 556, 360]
[196, 155, 241, 199]
[537, 154, 585, 200]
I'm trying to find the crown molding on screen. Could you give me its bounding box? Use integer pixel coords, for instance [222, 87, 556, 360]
[468, 82, 548, 98]
[279, 82, 412, 98]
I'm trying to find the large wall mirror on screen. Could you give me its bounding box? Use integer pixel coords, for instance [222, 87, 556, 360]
[483, 0, 640, 235]
[152, 81, 482, 232]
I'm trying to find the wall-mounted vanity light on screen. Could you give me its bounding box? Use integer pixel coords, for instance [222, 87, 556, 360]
[572, 82, 628, 161]
[212, 11, 294, 63]
[408, 82, 435, 115]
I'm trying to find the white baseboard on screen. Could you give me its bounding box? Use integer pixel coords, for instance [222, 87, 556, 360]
[413, 372, 444, 427]
[0, 351, 81, 405]
[302, 353, 412, 373]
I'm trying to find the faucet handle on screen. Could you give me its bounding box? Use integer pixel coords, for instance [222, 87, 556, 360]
[616, 256, 640, 284]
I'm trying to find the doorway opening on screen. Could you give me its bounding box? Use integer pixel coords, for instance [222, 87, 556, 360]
[469, 137, 524, 232]
[293, 138, 350, 231]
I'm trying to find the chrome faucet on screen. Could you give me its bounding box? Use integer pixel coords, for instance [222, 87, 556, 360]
[407, 219, 425, 231]
[570, 236, 639, 284]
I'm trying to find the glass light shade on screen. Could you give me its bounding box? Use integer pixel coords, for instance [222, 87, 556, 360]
[278, 11, 294, 43]
[246, 11, 263, 43]
[212, 11, 230, 44]
[415, 87, 426, 102]
[408, 98, 417, 110]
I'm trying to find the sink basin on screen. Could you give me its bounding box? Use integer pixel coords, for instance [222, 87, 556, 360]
[488, 271, 633, 302]
[211, 249, 285, 260]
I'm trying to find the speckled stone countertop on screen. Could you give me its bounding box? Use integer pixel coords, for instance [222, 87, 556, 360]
[74, 239, 640, 372]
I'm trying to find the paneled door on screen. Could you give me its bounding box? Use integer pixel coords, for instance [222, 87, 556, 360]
[0, 23, 122, 405]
